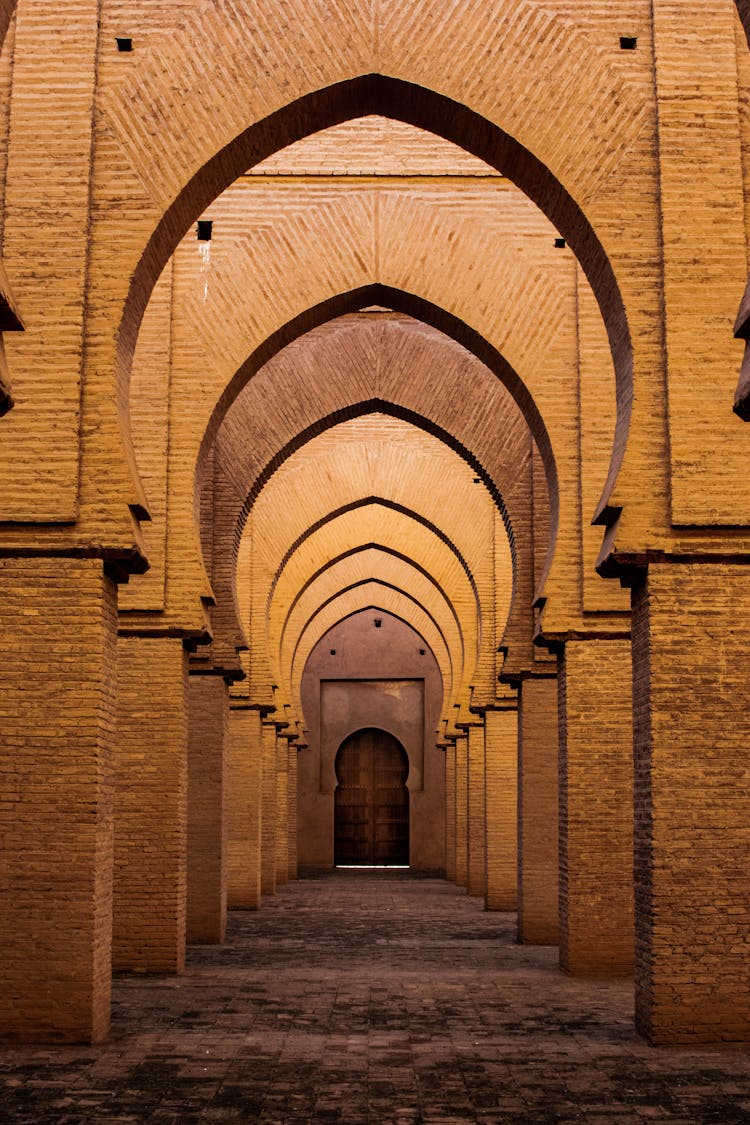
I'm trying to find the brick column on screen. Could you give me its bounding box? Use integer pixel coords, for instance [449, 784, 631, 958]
[444, 743, 456, 882]
[0, 0, 101, 519]
[484, 706, 518, 911]
[0, 558, 115, 1043]
[186, 673, 228, 944]
[454, 735, 469, 888]
[226, 706, 262, 910]
[287, 743, 298, 881]
[114, 635, 188, 973]
[275, 731, 289, 887]
[466, 723, 486, 897]
[260, 721, 277, 896]
[632, 564, 750, 1044]
[518, 675, 558, 944]
[558, 638, 633, 975]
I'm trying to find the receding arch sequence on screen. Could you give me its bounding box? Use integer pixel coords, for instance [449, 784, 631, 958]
[277, 549, 459, 697]
[243, 502, 482, 717]
[286, 578, 454, 714]
[122, 75, 631, 492]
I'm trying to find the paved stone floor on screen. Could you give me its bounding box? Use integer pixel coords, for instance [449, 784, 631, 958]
[1, 872, 749, 1124]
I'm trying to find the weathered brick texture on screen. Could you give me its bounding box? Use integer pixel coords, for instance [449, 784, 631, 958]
[445, 745, 456, 884]
[466, 724, 487, 898]
[518, 676, 559, 945]
[275, 733, 289, 888]
[243, 415, 499, 731]
[114, 636, 188, 974]
[454, 736, 469, 889]
[558, 639, 633, 976]
[652, 0, 748, 524]
[187, 674, 228, 944]
[632, 564, 750, 1044]
[260, 722, 278, 896]
[0, 0, 100, 520]
[287, 744, 298, 881]
[484, 707, 518, 912]
[226, 708, 263, 910]
[0, 558, 115, 1042]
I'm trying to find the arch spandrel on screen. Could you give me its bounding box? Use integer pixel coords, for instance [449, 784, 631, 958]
[179, 180, 562, 489]
[97, 5, 651, 218]
[268, 514, 473, 668]
[135, 172, 631, 643]
[133, 179, 575, 636]
[248, 415, 496, 594]
[246, 502, 480, 701]
[200, 312, 545, 674]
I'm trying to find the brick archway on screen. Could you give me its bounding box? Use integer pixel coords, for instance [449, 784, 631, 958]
[195, 314, 542, 674]
[121, 76, 631, 445]
[113, 74, 632, 553]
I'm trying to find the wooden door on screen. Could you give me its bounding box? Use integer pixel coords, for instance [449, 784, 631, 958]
[334, 728, 409, 865]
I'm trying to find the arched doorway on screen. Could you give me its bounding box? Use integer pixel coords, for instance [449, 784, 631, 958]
[334, 728, 409, 866]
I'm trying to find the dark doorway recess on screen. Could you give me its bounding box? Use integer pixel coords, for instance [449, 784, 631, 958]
[334, 728, 409, 866]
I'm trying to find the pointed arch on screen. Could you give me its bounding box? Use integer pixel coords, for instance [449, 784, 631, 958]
[121, 75, 630, 528]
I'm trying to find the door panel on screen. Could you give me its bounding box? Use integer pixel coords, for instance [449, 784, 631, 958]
[335, 728, 409, 865]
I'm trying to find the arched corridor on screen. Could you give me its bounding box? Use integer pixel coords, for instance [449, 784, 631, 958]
[2, 874, 749, 1122]
[1, 0, 750, 1098]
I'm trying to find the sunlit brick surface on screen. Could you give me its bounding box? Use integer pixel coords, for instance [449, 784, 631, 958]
[114, 637, 188, 975]
[187, 675, 228, 945]
[517, 677, 559, 946]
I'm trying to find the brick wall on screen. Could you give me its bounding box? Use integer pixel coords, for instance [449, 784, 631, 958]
[226, 707, 262, 910]
[632, 563, 750, 1043]
[485, 707, 518, 911]
[445, 744, 456, 883]
[114, 636, 188, 973]
[518, 676, 559, 945]
[260, 722, 277, 896]
[0, 558, 115, 1042]
[287, 744, 298, 880]
[187, 674, 228, 944]
[275, 732, 289, 887]
[454, 736, 469, 889]
[558, 639, 633, 976]
[467, 723, 487, 897]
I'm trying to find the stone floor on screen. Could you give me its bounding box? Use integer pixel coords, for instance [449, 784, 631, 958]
[1, 872, 749, 1124]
